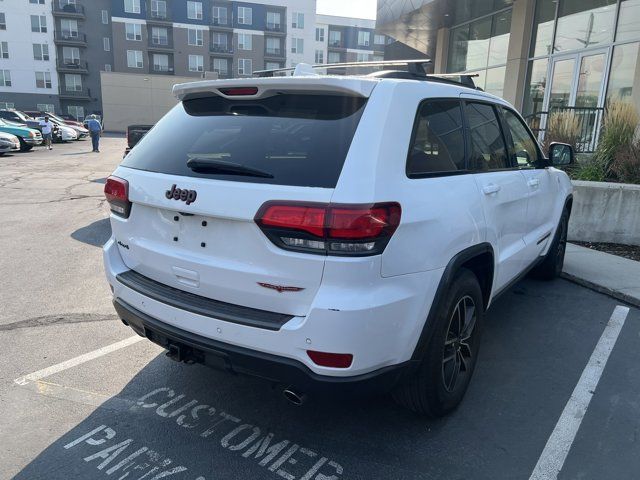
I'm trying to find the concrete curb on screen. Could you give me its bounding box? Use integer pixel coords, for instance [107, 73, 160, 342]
[561, 272, 640, 308]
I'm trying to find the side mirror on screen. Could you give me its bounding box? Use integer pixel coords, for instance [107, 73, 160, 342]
[548, 142, 574, 166]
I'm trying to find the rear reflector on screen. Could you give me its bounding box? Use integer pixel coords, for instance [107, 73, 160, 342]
[307, 350, 353, 368]
[219, 87, 259, 96]
[104, 176, 131, 218]
[255, 201, 401, 256]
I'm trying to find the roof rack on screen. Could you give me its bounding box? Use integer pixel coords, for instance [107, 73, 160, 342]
[252, 59, 479, 89]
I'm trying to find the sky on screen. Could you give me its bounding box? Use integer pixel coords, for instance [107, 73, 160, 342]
[316, 0, 377, 19]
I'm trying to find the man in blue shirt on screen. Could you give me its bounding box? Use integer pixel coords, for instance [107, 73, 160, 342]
[86, 115, 102, 152]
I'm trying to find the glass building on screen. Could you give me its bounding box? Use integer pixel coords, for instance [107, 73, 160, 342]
[377, 0, 640, 149]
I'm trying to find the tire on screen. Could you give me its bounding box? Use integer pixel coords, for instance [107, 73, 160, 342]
[18, 138, 32, 152]
[392, 268, 484, 417]
[531, 209, 569, 281]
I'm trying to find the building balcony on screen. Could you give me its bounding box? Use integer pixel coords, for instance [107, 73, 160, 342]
[265, 23, 285, 35]
[264, 48, 284, 59]
[209, 45, 233, 55]
[56, 59, 89, 74]
[151, 66, 175, 75]
[52, 2, 85, 18]
[328, 40, 345, 49]
[54, 31, 87, 46]
[59, 88, 91, 100]
[148, 39, 174, 51]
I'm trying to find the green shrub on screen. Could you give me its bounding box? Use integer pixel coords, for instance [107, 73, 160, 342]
[544, 110, 581, 152]
[611, 140, 640, 184]
[595, 101, 639, 178]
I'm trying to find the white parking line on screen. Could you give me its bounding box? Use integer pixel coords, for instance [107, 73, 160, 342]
[529, 305, 630, 480]
[14, 335, 143, 386]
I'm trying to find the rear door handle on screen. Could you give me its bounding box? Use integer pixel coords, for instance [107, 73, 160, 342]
[527, 178, 540, 188]
[482, 184, 501, 195]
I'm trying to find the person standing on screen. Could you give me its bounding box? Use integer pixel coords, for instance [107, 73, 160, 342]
[39, 116, 54, 150]
[86, 115, 102, 152]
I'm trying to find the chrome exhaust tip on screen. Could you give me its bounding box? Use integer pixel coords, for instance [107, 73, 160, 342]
[282, 387, 307, 406]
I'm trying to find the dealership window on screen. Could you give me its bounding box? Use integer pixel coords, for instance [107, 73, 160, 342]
[238, 58, 252, 75]
[238, 33, 252, 50]
[292, 12, 304, 29]
[315, 49, 324, 63]
[554, 0, 616, 53]
[188, 28, 203, 46]
[151, 0, 166, 19]
[125, 23, 142, 41]
[212, 58, 228, 76]
[0, 41, 8, 59]
[329, 30, 341, 47]
[607, 42, 639, 103]
[357, 31, 370, 47]
[266, 37, 280, 54]
[0, 70, 11, 87]
[187, 1, 203, 20]
[103, 37, 110, 51]
[0, 13, 5, 30]
[37, 104, 55, 113]
[33, 43, 50, 61]
[124, 0, 140, 14]
[102, 10, 109, 24]
[68, 106, 84, 121]
[238, 7, 252, 25]
[65, 74, 82, 91]
[452, 0, 514, 25]
[127, 50, 143, 68]
[188, 54, 204, 72]
[62, 46, 80, 64]
[31, 15, 47, 33]
[523, 58, 549, 117]
[153, 54, 169, 72]
[213, 6, 227, 25]
[36, 72, 52, 88]
[291, 37, 303, 54]
[315, 27, 324, 42]
[617, 0, 640, 41]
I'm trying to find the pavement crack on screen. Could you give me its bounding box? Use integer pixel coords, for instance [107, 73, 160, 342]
[0, 313, 119, 331]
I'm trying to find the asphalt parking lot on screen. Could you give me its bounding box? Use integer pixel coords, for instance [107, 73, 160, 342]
[1, 137, 639, 480]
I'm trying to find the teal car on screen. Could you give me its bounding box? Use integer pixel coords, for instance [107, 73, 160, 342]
[0, 118, 43, 151]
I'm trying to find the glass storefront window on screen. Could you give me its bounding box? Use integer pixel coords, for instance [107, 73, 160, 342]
[447, 10, 512, 72]
[617, 0, 640, 42]
[554, 0, 617, 53]
[523, 58, 550, 115]
[607, 42, 640, 103]
[485, 66, 507, 97]
[575, 53, 607, 107]
[530, 0, 556, 57]
[453, 0, 513, 25]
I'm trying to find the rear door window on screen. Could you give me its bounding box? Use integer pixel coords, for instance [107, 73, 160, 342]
[120, 94, 367, 188]
[464, 102, 510, 171]
[406, 99, 466, 177]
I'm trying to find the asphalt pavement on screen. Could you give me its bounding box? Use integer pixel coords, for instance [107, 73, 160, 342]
[1, 138, 639, 480]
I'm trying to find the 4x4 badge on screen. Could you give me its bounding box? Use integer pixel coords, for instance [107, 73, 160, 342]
[165, 184, 197, 205]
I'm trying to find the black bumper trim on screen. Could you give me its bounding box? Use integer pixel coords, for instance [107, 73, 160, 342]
[116, 270, 293, 331]
[113, 298, 414, 395]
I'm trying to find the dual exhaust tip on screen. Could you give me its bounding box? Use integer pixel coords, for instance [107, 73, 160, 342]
[282, 386, 307, 406]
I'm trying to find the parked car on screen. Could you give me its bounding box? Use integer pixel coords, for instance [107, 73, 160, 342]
[0, 131, 20, 155]
[124, 124, 153, 157]
[34, 117, 78, 142]
[103, 65, 574, 417]
[0, 118, 42, 151]
[0, 109, 44, 132]
[23, 111, 89, 139]
[59, 114, 79, 122]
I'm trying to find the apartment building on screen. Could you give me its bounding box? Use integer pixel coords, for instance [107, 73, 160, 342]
[0, 1, 59, 112]
[314, 14, 389, 68]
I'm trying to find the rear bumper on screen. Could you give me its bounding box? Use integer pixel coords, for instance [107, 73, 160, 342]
[114, 297, 414, 395]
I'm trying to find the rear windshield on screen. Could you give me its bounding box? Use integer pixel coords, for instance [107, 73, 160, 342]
[121, 93, 367, 188]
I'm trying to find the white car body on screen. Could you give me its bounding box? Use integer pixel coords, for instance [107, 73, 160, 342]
[0, 131, 20, 153]
[59, 124, 78, 141]
[103, 71, 573, 406]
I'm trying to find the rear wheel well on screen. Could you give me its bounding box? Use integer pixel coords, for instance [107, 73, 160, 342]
[564, 195, 573, 215]
[459, 252, 494, 310]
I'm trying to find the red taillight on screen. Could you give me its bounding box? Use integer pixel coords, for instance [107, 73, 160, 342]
[219, 87, 259, 96]
[255, 201, 401, 256]
[307, 350, 353, 368]
[104, 176, 131, 218]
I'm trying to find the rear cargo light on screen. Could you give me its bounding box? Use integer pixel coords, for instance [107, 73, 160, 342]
[219, 87, 259, 96]
[307, 350, 353, 369]
[104, 176, 131, 218]
[255, 201, 401, 256]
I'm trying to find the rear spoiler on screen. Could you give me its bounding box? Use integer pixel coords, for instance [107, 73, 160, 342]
[172, 77, 377, 101]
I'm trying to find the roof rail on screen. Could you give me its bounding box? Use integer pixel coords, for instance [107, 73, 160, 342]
[253, 60, 479, 89]
[253, 59, 431, 77]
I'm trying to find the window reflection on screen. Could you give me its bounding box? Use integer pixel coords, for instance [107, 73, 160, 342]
[607, 42, 640, 103]
[554, 0, 616, 52]
[617, 0, 640, 41]
[530, 0, 556, 57]
[524, 58, 549, 116]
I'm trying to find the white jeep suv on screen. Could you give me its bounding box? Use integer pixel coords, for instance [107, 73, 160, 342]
[103, 65, 574, 417]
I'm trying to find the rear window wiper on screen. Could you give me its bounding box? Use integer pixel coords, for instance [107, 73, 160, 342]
[186, 157, 274, 178]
